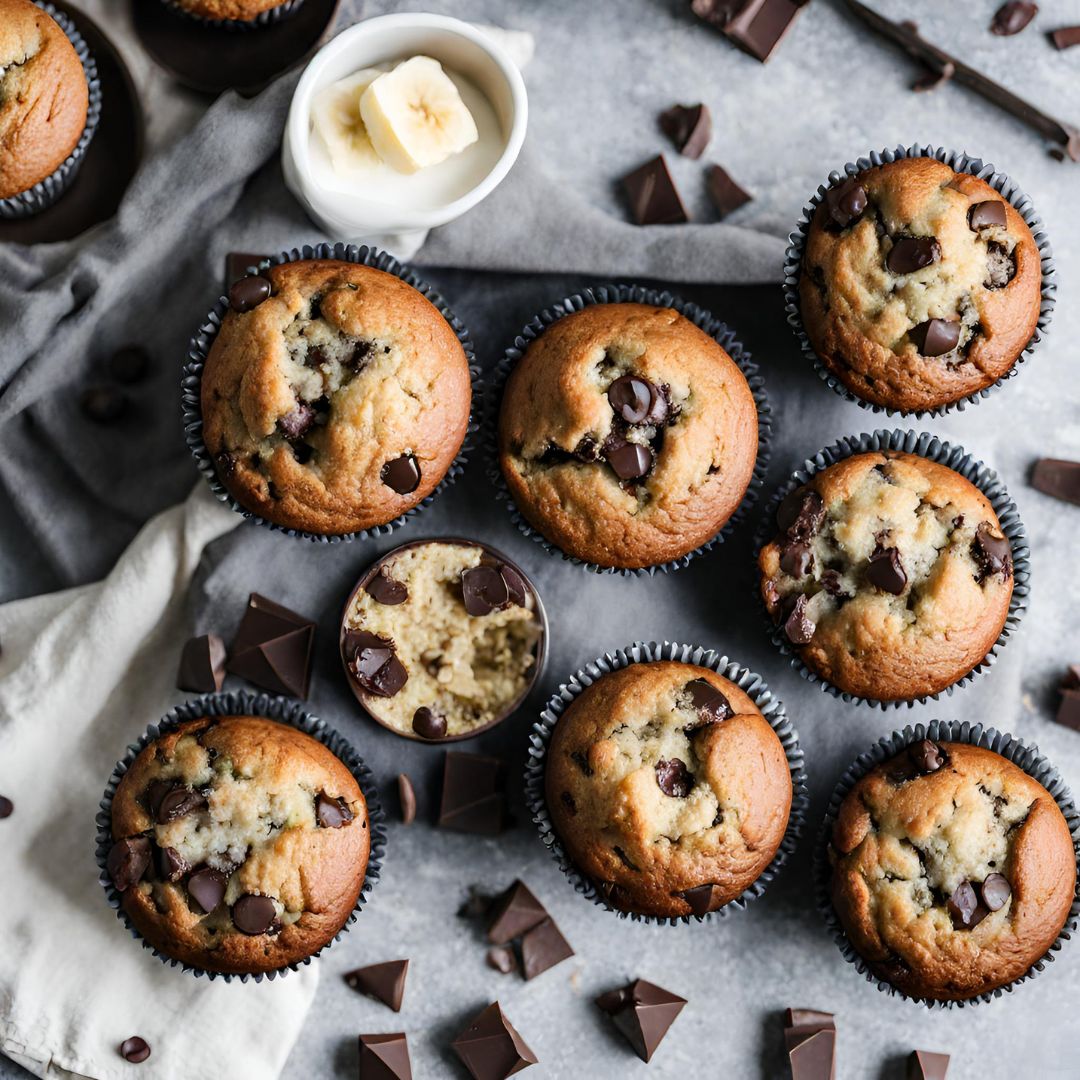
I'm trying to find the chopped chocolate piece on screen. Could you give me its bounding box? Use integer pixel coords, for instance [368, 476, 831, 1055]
[969, 200, 1008, 230]
[521, 917, 574, 980]
[156, 784, 207, 824]
[907, 1049, 950, 1080]
[277, 402, 316, 440]
[887, 236, 940, 274]
[397, 773, 417, 825]
[498, 563, 530, 608]
[784, 1008, 836, 1080]
[867, 543, 907, 594]
[991, 2, 1038, 36]
[365, 567, 409, 606]
[232, 893, 277, 935]
[1063, 665, 1080, 692]
[156, 844, 189, 883]
[706, 163, 753, 218]
[820, 569, 846, 598]
[438, 753, 506, 835]
[676, 883, 721, 916]
[451, 1002, 537, 1080]
[176, 633, 227, 694]
[823, 177, 867, 229]
[119, 1037, 151, 1064]
[909, 739, 946, 775]
[107, 836, 151, 892]
[187, 865, 228, 914]
[487, 880, 548, 944]
[0, 796, 12, 818]
[783, 594, 816, 645]
[685, 678, 732, 725]
[80, 385, 127, 424]
[607, 375, 665, 425]
[655, 757, 694, 798]
[486, 946, 517, 974]
[780, 541, 813, 578]
[1031, 458, 1080, 506]
[224, 252, 268, 291]
[603, 438, 652, 480]
[346, 630, 408, 698]
[972, 523, 1012, 581]
[596, 979, 686, 1063]
[412, 706, 447, 740]
[462, 565, 510, 616]
[910, 318, 961, 357]
[659, 103, 711, 158]
[912, 59, 955, 92]
[315, 792, 353, 828]
[777, 489, 825, 539]
[1057, 689, 1080, 732]
[622, 155, 689, 225]
[107, 345, 150, 384]
[701, 0, 806, 62]
[381, 453, 421, 495]
[1051, 25, 1080, 49]
[359, 1032, 412, 1080]
[229, 275, 272, 313]
[227, 594, 315, 698]
[979, 872, 1011, 911]
[947, 880, 989, 930]
[345, 959, 409, 1011]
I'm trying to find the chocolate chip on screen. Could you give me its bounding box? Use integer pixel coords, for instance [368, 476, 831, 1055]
[1031, 458, 1080, 506]
[706, 163, 753, 219]
[187, 865, 228, 914]
[823, 177, 868, 229]
[0, 796, 12, 818]
[685, 678, 733, 725]
[108, 345, 150, 384]
[498, 563, 530, 607]
[215, 450, 236, 478]
[380, 453, 421, 495]
[232, 893, 277, 935]
[972, 522, 1012, 581]
[622, 155, 689, 225]
[991, 2, 1038, 35]
[979, 872, 1012, 911]
[176, 633, 227, 694]
[346, 339, 374, 371]
[908, 739, 946, 775]
[887, 236, 940, 274]
[608, 375, 666, 424]
[347, 630, 408, 697]
[561, 790, 577, 814]
[451, 1003, 538, 1078]
[676, 883, 721, 917]
[119, 1037, 151, 1064]
[521, 916, 575, 980]
[365, 567, 409, 606]
[910, 318, 961, 357]
[228, 275, 272, 312]
[969, 200, 1008, 230]
[604, 438, 652, 480]
[155, 784, 207, 824]
[820, 569, 847, 598]
[947, 880, 989, 930]
[80, 385, 127, 424]
[461, 565, 510, 616]
[655, 757, 694, 798]
[486, 945, 517, 974]
[107, 836, 151, 892]
[659, 102, 711, 158]
[596, 979, 687, 1064]
[398, 773, 417, 825]
[344, 959, 409, 1011]
[487, 880, 548, 944]
[156, 845, 190, 883]
[783, 594, 815, 645]
[315, 792, 353, 828]
[412, 706, 447, 740]
[776, 489, 825, 539]
[867, 543, 907, 594]
[277, 402, 316, 441]
[780, 542, 814, 578]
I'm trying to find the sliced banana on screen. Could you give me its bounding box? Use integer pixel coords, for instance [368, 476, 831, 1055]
[359, 56, 479, 175]
[310, 68, 385, 176]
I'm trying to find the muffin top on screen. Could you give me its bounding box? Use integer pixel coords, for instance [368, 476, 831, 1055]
[172, 0, 289, 20]
[107, 716, 370, 975]
[801, 157, 1042, 413]
[341, 541, 543, 741]
[830, 740, 1076, 1001]
[758, 451, 1013, 702]
[0, 0, 89, 200]
[201, 259, 471, 535]
[498, 303, 758, 569]
[545, 661, 792, 918]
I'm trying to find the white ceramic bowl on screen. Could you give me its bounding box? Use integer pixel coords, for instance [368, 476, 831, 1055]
[283, 13, 528, 259]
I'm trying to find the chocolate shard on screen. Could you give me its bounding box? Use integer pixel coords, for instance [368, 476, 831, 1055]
[359, 1032, 412, 1080]
[706, 163, 753, 218]
[107, 836, 151, 892]
[784, 1008, 836, 1080]
[1031, 458, 1080, 506]
[685, 678, 732, 726]
[487, 880, 548, 944]
[907, 1049, 950, 1080]
[991, 2, 1038, 36]
[659, 103, 712, 159]
[596, 978, 686, 1063]
[176, 633, 227, 694]
[1051, 25, 1080, 49]
[675, 882, 722, 916]
[451, 1002, 538, 1080]
[345, 959, 409, 1012]
[693, 0, 807, 62]
[381, 453, 421, 495]
[438, 753, 507, 835]
[397, 773, 417, 825]
[887, 235, 940, 274]
[1057, 689, 1080, 732]
[345, 629, 409, 698]
[622, 155, 689, 225]
[520, 917, 574, 980]
[365, 567, 409, 606]
[227, 594, 315, 698]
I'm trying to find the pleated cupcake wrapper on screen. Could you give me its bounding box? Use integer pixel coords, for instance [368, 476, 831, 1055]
[814, 720, 1080, 1008]
[0, 2, 102, 220]
[784, 144, 1057, 420]
[753, 428, 1030, 710]
[158, 0, 304, 31]
[94, 690, 387, 982]
[484, 283, 772, 576]
[524, 640, 808, 925]
[181, 241, 481, 543]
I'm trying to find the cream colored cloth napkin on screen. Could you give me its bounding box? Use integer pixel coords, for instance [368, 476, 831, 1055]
[0, 486, 318, 1080]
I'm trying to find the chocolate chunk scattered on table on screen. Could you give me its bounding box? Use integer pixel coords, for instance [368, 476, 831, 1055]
[344, 959, 409, 1011]
[705, 163, 752, 218]
[227, 593, 315, 698]
[784, 1008, 836, 1080]
[0, 796, 12, 818]
[907, 1049, 950, 1080]
[991, 2, 1038, 36]
[487, 880, 547, 944]
[659, 103, 711, 158]
[596, 978, 686, 1063]
[438, 752, 507, 835]
[520, 917, 574, 980]
[1051, 25, 1080, 49]
[692, 0, 809, 63]
[451, 1002, 537, 1080]
[622, 155, 689, 225]
[119, 1037, 151, 1064]
[1056, 665, 1080, 731]
[1031, 458, 1080, 506]
[359, 1032, 412, 1080]
[397, 773, 417, 825]
[176, 633, 227, 693]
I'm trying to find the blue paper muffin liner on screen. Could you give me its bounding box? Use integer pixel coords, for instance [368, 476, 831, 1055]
[0, 2, 102, 220]
[181, 241, 481, 543]
[753, 428, 1030, 709]
[524, 640, 808, 924]
[158, 0, 304, 31]
[814, 720, 1080, 1008]
[484, 283, 772, 576]
[784, 143, 1057, 419]
[95, 690, 387, 982]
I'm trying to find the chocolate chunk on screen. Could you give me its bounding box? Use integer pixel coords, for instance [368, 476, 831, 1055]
[119, 1037, 151, 1064]
[867, 543, 907, 594]
[696, 0, 806, 62]
[1051, 25, 1080, 49]
[907, 1049, 951, 1080]
[412, 706, 447, 740]
[607, 375, 666, 425]
[784, 1009, 836, 1080]
[381, 453, 421, 495]
[676, 883, 722, 916]
[910, 318, 961, 357]
[345, 959, 409, 1011]
[365, 567, 409, 606]
[780, 542, 814, 578]
[969, 200, 1007, 230]
[654, 757, 694, 798]
[156, 784, 207, 824]
[603, 438, 652, 481]
[345, 340, 374, 371]
[176, 633, 227, 694]
[232, 893, 277, 935]
[315, 792, 353, 828]
[659, 103, 711, 158]
[972, 523, 1012, 581]
[706, 163, 753, 219]
[462, 565, 510, 616]
[783, 594, 815, 645]
[108, 345, 150, 384]
[521, 917, 574, 980]
[438, 752, 506, 835]
[887, 236, 940, 273]
[822, 177, 868, 230]
[277, 402, 316, 441]
[1056, 689, 1080, 732]
[947, 880, 989, 930]
[346, 630, 408, 698]
[486, 946, 517, 974]
[1031, 458, 1080, 506]
[398, 773, 417, 825]
[187, 865, 228, 914]
[1063, 665, 1080, 692]
[777, 489, 825, 539]
[0, 796, 11, 818]
[991, 2, 1038, 35]
[979, 872, 1012, 911]
[685, 678, 733, 725]
[107, 836, 151, 892]
[80, 385, 127, 424]
[359, 1033, 412, 1080]
[227, 594, 315, 699]
[156, 845, 190, 883]
[820, 569, 847, 598]
[487, 880, 548, 945]
[622, 155, 689, 225]
[498, 563, 530, 608]
[228, 275, 272, 312]
[909, 739, 946, 775]
[596, 979, 686, 1063]
[451, 1002, 537, 1080]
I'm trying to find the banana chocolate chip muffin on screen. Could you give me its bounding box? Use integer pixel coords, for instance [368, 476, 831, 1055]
[341, 541, 544, 741]
[829, 739, 1077, 1001]
[0, 0, 90, 200]
[105, 715, 370, 975]
[545, 661, 792, 918]
[759, 451, 1014, 702]
[201, 259, 471, 535]
[498, 303, 759, 570]
[167, 0, 295, 22]
[801, 157, 1042, 413]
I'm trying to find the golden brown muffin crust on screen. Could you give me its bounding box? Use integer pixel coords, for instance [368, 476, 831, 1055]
[546, 661, 792, 918]
[830, 742, 1076, 1001]
[172, 0, 288, 20]
[498, 303, 758, 569]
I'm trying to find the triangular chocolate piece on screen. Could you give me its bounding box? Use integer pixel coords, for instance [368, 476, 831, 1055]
[487, 881, 548, 944]
[622, 155, 688, 225]
[176, 633, 227, 693]
[784, 1008, 836, 1080]
[521, 918, 574, 980]
[359, 1033, 412, 1080]
[228, 627, 313, 698]
[597, 979, 686, 1063]
[675, 882, 722, 916]
[344, 960, 409, 1012]
[438, 753, 506, 835]
[229, 593, 314, 654]
[451, 1002, 537, 1080]
[908, 1050, 950, 1080]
